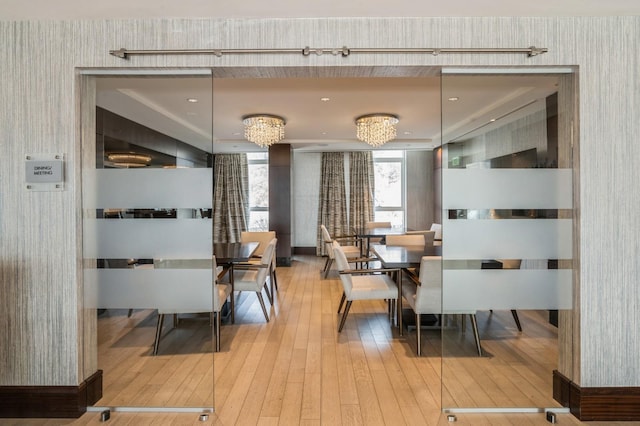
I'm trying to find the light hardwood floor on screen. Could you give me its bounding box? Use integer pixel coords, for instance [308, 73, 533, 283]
[3, 255, 631, 425]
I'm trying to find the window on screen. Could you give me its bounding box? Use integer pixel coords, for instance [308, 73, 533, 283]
[373, 150, 405, 227]
[247, 152, 269, 231]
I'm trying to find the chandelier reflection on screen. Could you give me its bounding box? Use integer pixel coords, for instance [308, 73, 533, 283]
[107, 152, 152, 168]
[355, 113, 399, 147]
[242, 114, 286, 148]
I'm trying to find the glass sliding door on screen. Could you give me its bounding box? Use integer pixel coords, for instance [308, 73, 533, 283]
[440, 70, 576, 412]
[82, 73, 215, 410]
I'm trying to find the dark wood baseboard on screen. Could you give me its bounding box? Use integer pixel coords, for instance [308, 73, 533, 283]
[0, 369, 102, 418]
[553, 370, 640, 421]
[293, 246, 317, 256]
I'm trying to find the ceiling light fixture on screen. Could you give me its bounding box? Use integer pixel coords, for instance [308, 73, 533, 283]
[242, 114, 286, 148]
[107, 152, 152, 168]
[355, 113, 399, 147]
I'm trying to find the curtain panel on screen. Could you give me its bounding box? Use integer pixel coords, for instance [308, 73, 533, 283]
[349, 151, 375, 232]
[317, 152, 348, 255]
[213, 154, 249, 243]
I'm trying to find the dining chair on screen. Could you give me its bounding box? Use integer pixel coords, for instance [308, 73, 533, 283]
[385, 233, 429, 246]
[231, 238, 277, 322]
[333, 241, 400, 332]
[364, 220, 392, 246]
[492, 259, 523, 332]
[241, 230, 278, 300]
[320, 224, 364, 278]
[430, 223, 443, 242]
[404, 230, 436, 246]
[402, 256, 483, 356]
[152, 256, 231, 355]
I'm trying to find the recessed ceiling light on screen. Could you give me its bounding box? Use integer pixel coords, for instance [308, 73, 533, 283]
[403, 131, 412, 135]
[232, 132, 241, 136]
[322, 132, 327, 135]
[320, 97, 330, 102]
[186, 98, 198, 103]
[490, 118, 496, 122]
[448, 96, 459, 102]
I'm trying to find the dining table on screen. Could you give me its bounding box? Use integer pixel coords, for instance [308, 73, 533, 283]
[213, 241, 259, 323]
[370, 243, 442, 334]
[352, 226, 408, 256]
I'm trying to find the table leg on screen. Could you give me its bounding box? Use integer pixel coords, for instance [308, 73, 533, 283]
[397, 269, 403, 336]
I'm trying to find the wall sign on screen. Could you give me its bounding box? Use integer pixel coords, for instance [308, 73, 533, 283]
[25, 153, 65, 191]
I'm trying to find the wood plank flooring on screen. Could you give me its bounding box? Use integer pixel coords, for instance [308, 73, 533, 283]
[3, 255, 621, 425]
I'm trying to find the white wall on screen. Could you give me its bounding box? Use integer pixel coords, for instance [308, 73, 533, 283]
[292, 152, 321, 247]
[1, 17, 639, 389]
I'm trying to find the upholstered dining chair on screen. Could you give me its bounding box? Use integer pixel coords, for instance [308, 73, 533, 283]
[152, 256, 231, 355]
[402, 256, 483, 356]
[364, 220, 392, 246]
[333, 241, 400, 332]
[404, 230, 436, 246]
[231, 238, 277, 322]
[320, 224, 363, 278]
[385, 233, 429, 246]
[429, 223, 443, 245]
[492, 259, 523, 332]
[241, 230, 278, 300]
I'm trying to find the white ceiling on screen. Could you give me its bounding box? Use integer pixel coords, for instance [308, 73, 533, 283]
[95, 72, 560, 153]
[2, 0, 639, 20]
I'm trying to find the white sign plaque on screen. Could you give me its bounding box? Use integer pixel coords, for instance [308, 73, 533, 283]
[25, 153, 65, 191]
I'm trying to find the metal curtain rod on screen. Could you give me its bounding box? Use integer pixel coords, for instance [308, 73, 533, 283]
[109, 46, 548, 59]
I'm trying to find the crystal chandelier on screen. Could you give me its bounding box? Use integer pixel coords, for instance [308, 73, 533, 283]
[242, 114, 286, 148]
[106, 152, 152, 168]
[355, 113, 399, 147]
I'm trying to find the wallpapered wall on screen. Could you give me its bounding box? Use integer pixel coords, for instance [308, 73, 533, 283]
[0, 17, 639, 388]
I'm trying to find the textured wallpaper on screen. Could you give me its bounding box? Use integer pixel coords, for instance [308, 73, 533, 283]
[0, 16, 639, 389]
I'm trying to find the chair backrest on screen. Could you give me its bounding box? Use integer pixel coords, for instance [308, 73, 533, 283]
[366, 221, 392, 229]
[212, 255, 221, 308]
[266, 237, 278, 267]
[416, 255, 443, 312]
[403, 230, 436, 246]
[241, 231, 276, 257]
[498, 259, 522, 269]
[429, 223, 442, 240]
[256, 238, 277, 283]
[332, 241, 354, 296]
[385, 234, 426, 246]
[320, 225, 335, 259]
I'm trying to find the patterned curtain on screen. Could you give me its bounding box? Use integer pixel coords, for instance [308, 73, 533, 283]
[212, 154, 249, 243]
[317, 152, 348, 255]
[349, 151, 375, 232]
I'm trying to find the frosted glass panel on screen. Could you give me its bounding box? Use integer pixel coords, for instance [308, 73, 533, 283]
[443, 270, 573, 311]
[443, 169, 572, 209]
[441, 71, 576, 412]
[84, 168, 212, 208]
[84, 219, 212, 259]
[443, 218, 572, 259]
[85, 268, 213, 311]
